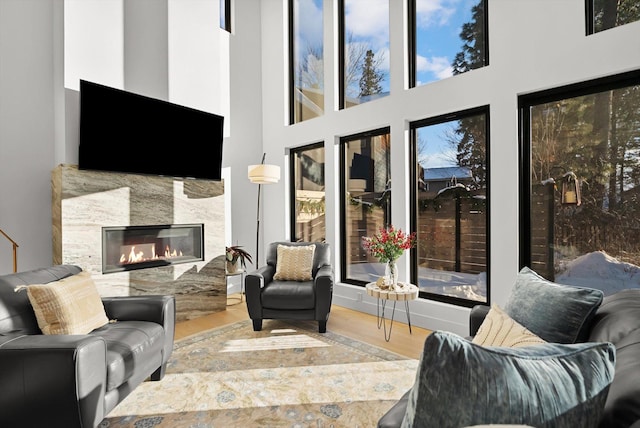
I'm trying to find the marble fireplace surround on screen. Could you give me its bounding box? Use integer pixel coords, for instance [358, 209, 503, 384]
[52, 164, 226, 321]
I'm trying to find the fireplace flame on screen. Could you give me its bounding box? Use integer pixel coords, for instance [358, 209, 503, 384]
[119, 243, 183, 266]
[164, 245, 182, 258]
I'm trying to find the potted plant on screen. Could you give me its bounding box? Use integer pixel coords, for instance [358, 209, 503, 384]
[225, 245, 253, 273]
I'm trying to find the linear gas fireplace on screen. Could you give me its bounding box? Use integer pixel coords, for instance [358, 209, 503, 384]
[102, 224, 204, 274]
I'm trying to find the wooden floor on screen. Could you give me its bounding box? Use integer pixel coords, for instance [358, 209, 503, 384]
[175, 293, 432, 360]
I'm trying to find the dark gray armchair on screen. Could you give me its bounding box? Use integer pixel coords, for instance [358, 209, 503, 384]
[245, 241, 333, 333]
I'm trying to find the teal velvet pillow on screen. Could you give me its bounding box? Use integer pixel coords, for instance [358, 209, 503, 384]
[401, 331, 615, 428]
[504, 267, 604, 343]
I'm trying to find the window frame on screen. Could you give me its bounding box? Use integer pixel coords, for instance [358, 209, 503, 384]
[410, 105, 491, 308]
[340, 126, 392, 286]
[337, 0, 390, 109]
[586, 0, 640, 35]
[220, 0, 231, 33]
[289, 141, 326, 242]
[288, 0, 325, 124]
[407, 0, 489, 89]
[518, 69, 640, 270]
[287, 0, 296, 125]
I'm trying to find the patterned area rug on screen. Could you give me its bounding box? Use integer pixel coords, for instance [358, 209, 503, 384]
[99, 319, 418, 428]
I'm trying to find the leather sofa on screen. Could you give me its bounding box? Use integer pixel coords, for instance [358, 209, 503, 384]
[378, 288, 640, 428]
[245, 241, 333, 333]
[0, 265, 176, 428]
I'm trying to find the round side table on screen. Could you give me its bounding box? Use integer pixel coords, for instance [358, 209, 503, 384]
[366, 282, 419, 341]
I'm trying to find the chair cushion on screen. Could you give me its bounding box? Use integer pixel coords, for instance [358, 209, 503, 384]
[273, 244, 316, 281]
[472, 304, 546, 348]
[89, 320, 165, 391]
[15, 271, 109, 335]
[402, 331, 616, 428]
[503, 267, 604, 343]
[261, 280, 316, 310]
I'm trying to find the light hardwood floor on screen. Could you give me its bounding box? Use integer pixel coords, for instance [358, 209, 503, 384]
[175, 293, 433, 360]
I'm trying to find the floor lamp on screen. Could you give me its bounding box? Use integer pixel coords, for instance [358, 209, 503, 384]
[248, 153, 280, 268]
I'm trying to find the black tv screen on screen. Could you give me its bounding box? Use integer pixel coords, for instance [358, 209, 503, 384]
[79, 79, 224, 180]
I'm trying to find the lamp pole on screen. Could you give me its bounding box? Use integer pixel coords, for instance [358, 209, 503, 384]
[255, 153, 266, 268]
[248, 153, 280, 269]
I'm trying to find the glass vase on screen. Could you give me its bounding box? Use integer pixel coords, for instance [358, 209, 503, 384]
[385, 260, 399, 290]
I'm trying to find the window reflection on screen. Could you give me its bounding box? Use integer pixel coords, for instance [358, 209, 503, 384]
[412, 109, 488, 304]
[589, 0, 640, 34]
[291, 0, 324, 123]
[526, 77, 640, 296]
[410, 0, 487, 87]
[342, 128, 391, 283]
[291, 143, 326, 242]
[341, 0, 390, 108]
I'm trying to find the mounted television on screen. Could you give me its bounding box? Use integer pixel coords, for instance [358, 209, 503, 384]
[79, 79, 224, 180]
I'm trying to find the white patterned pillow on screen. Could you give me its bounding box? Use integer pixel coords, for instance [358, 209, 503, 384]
[273, 244, 316, 281]
[15, 271, 109, 335]
[472, 304, 547, 348]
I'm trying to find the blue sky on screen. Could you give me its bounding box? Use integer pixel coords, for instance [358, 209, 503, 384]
[417, 122, 460, 169]
[295, 0, 476, 88]
[414, 0, 476, 85]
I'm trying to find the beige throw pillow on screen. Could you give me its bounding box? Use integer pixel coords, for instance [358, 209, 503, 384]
[273, 244, 316, 281]
[15, 271, 109, 335]
[472, 304, 546, 348]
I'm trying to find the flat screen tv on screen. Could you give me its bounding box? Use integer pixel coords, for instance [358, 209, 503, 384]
[79, 79, 224, 180]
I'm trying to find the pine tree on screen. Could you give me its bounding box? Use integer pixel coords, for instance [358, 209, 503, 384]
[451, 0, 486, 75]
[358, 50, 383, 97]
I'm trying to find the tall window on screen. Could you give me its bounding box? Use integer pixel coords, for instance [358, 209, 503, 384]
[411, 107, 489, 307]
[409, 0, 487, 88]
[520, 70, 640, 296]
[290, 143, 326, 242]
[338, 0, 390, 109]
[341, 128, 391, 284]
[587, 0, 640, 34]
[220, 0, 231, 32]
[290, 0, 324, 124]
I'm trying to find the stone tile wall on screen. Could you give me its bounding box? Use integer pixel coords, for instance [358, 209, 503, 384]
[52, 164, 226, 321]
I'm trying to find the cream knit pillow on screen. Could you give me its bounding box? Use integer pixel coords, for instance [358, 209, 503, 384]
[16, 271, 109, 335]
[273, 244, 316, 281]
[472, 304, 547, 348]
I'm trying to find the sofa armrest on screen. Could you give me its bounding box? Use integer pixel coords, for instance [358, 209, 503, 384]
[0, 334, 107, 428]
[469, 304, 490, 337]
[101, 295, 176, 364]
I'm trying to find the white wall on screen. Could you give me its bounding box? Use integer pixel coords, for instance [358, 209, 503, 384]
[258, 0, 640, 335]
[0, 0, 64, 273]
[1, 0, 639, 335]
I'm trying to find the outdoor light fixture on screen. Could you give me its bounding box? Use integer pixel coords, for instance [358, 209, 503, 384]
[561, 171, 581, 206]
[248, 153, 281, 267]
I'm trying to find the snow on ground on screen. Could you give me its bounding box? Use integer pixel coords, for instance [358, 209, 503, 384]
[555, 250, 640, 295]
[350, 249, 640, 301]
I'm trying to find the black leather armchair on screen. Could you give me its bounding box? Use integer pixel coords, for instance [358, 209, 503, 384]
[245, 241, 333, 333]
[0, 265, 175, 428]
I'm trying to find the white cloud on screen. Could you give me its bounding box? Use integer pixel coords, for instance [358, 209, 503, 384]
[415, 0, 457, 28]
[422, 149, 458, 168]
[415, 54, 453, 80]
[344, 0, 389, 50]
[297, 0, 324, 46]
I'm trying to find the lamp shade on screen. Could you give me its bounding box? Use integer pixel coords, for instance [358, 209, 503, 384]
[248, 164, 280, 184]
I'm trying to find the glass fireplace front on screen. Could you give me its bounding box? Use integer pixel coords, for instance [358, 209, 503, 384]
[102, 224, 204, 273]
